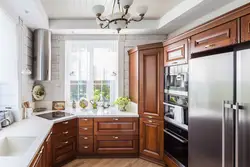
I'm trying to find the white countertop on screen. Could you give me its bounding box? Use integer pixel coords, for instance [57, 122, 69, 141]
[0, 107, 138, 167]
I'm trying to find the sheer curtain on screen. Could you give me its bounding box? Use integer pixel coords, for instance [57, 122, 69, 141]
[65, 40, 118, 104]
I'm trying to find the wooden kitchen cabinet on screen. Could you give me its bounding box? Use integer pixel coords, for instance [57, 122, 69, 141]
[191, 20, 238, 54]
[241, 14, 250, 42]
[45, 131, 53, 167]
[29, 145, 45, 167]
[140, 118, 164, 161]
[164, 39, 188, 66]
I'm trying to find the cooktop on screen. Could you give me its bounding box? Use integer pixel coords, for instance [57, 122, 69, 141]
[37, 111, 73, 120]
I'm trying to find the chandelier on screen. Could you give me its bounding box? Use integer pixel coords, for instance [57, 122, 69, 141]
[92, 0, 148, 33]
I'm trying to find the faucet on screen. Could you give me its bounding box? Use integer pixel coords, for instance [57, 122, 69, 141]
[0, 119, 10, 130]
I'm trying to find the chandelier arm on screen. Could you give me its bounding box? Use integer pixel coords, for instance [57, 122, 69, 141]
[129, 15, 144, 23]
[122, 8, 129, 18]
[97, 16, 111, 22]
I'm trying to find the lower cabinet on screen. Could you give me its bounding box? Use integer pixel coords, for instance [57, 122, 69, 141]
[29, 144, 45, 167]
[45, 131, 53, 167]
[140, 118, 164, 161]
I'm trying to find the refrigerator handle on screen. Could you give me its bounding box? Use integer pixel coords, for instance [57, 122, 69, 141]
[235, 102, 240, 167]
[222, 101, 226, 167]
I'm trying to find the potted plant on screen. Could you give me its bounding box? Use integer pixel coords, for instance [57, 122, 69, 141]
[114, 97, 131, 112]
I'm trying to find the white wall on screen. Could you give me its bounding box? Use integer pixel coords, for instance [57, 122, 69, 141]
[35, 34, 167, 108]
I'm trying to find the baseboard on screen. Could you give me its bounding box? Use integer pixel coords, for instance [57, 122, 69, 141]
[140, 155, 165, 166]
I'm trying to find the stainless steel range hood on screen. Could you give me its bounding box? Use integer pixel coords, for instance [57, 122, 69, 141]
[33, 29, 51, 81]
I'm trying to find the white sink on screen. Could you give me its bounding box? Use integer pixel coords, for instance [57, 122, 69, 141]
[0, 137, 36, 156]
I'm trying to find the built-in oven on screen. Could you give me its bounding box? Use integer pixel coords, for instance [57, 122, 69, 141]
[164, 122, 188, 167]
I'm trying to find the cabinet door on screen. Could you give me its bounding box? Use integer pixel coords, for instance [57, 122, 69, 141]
[164, 39, 188, 66]
[191, 20, 237, 54]
[241, 14, 250, 42]
[129, 51, 139, 103]
[139, 48, 164, 120]
[140, 118, 164, 160]
[45, 131, 53, 167]
[29, 145, 45, 167]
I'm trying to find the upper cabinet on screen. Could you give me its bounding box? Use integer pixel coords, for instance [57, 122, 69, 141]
[191, 20, 238, 54]
[164, 39, 188, 66]
[241, 14, 250, 43]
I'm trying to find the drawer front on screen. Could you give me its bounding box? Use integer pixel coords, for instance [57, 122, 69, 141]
[78, 144, 94, 154]
[53, 119, 77, 134]
[79, 127, 93, 135]
[241, 14, 250, 42]
[191, 20, 237, 54]
[78, 136, 93, 144]
[94, 118, 139, 135]
[53, 137, 76, 164]
[94, 135, 139, 154]
[78, 118, 93, 127]
[52, 128, 76, 142]
[164, 39, 188, 66]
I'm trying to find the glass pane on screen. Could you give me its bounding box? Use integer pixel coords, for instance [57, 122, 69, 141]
[93, 80, 111, 101]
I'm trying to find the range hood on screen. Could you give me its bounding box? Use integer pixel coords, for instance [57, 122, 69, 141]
[33, 29, 51, 81]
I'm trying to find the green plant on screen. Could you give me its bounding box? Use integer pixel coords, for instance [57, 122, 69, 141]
[114, 97, 131, 111]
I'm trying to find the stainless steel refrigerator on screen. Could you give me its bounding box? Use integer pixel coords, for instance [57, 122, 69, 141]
[189, 44, 250, 167]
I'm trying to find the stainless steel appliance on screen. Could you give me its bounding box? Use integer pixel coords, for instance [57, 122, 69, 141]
[0, 110, 14, 127]
[189, 43, 250, 167]
[37, 111, 73, 120]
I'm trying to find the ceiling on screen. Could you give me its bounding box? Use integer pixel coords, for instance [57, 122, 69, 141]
[41, 0, 183, 19]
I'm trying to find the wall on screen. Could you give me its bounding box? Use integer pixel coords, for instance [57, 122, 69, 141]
[35, 34, 167, 109]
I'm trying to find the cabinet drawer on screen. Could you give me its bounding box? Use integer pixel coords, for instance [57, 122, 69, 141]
[53, 128, 76, 142]
[164, 39, 188, 66]
[79, 127, 93, 135]
[94, 135, 139, 154]
[78, 144, 94, 154]
[53, 119, 77, 134]
[53, 137, 76, 164]
[191, 20, 237, 54]
[79, 136, 93, 144]
[78, 118, 93, 127]
[241, 14, 250, 42]
[94, 118, 139, 135]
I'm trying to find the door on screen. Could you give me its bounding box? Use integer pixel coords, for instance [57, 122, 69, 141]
[139, 48, 164, 120]
[236, 47, 250, 167]
[140, 118, 164, 160]
[189, 52, 234, 167]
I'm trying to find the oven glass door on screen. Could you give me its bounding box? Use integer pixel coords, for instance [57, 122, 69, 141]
[164, 128, 188, 167]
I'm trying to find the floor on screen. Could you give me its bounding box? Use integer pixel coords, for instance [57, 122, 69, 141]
[63, 158, 162, 167]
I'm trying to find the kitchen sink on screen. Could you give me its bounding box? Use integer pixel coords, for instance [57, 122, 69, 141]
[0, 137, 36, 156]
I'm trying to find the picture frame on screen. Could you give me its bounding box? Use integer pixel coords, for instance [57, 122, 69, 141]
[52, 101, 65, 110]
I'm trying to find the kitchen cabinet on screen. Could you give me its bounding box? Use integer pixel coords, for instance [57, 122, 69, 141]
[52, 119, 77, 166]
[190, 20, 237, 54]
[140, 118, 164, 161]
[45, 131, 53, 167]
[241, 14, 250, 42]
[128, 43, 164, 120]
[164, 39, 188, 66]
[29, 145, 45, 167]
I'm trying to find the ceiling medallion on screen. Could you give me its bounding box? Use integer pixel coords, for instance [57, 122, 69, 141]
[92, 0, 148, 33]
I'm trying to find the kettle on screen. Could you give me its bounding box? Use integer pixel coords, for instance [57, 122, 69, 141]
[0, 110, 14, 127]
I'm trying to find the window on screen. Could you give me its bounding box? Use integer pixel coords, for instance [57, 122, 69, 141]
[65, 40, 118, 103]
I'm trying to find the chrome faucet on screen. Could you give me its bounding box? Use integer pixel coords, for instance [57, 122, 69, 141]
[0, 119, 10, 130]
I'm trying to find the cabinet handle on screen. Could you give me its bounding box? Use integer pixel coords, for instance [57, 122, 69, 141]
[62, 141, 68, 144]
[84, 137, 88, 140]
[148, 116, 153, 119]
[63, 121, 69, 124]
[205, 44, 216, 48]
[63, 131, 69, 135]
[148, 120, 153, 123]
[113, 118, 119, 121]
[39, 146, 44, 154]
[84, 146, 89, 149]
[83, 128, 88, 130]
[46, 131, 53, 142]
[113, 136, 119, 139]
[83, 119, 88, 121]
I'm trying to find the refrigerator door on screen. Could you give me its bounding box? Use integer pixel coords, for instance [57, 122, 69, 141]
[236, 49, 250, 167]
[189, 52, 234, 167]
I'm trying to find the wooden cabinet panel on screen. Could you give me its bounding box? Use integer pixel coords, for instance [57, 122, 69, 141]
[29, 145, 45, 167]
[78, 144, 94, 154]
[78, 118, 93, 127]
[79, 135, 93, 144]
[94, 135, 139, 154]
[53, 119, 77, 134]
[53, 128, 76, 142]
[191, 20, 237, 54]
[45, 131, 53, 167]
[241, 14, 250, 42]
[52, 137, 76, 165]
[164, 154, 179, 167]
[140, 118, 164, 160]
[139, 48, 164, 120]
[79, 126, 93, 135]
[164, 39, 188, 66]
[129, 51, 138, 103]
[94, 118, 139, 135]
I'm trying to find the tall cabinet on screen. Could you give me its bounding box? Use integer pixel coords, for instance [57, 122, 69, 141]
[128, 43, 164, 165]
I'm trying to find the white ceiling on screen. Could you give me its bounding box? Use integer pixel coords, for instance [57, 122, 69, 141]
[41, 0, 183, 19]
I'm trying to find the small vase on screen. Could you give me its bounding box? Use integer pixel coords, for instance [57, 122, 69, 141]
[118, 106, 127, 112]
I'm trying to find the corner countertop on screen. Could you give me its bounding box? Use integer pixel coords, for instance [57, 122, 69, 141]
[0, 107, 138, 167]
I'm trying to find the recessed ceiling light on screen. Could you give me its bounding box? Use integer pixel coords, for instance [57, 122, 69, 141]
[25, 10, 29, 14]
